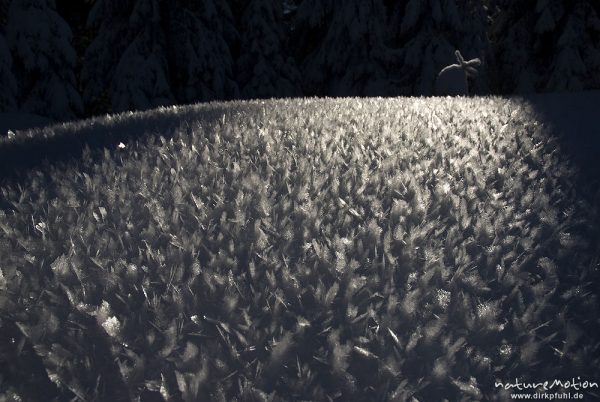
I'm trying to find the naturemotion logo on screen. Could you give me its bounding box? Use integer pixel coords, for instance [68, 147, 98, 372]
[494, 377, 598, 392]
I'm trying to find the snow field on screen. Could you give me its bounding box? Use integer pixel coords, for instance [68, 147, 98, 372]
[0, 96, 599, 401]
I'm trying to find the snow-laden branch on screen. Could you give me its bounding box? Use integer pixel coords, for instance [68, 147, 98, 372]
[435, 50, 481, 96]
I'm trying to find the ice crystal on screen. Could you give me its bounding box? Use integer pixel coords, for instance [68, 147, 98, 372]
[101, 316, 121, 338]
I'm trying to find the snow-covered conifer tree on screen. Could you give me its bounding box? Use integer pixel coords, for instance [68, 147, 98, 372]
[0, 0, 17, 111]
[291, 0, 334, 95]
[84, 0, 240, 111]
[294, 0, 390, 96]
[0, 34, 17, 112]
[163, 0, 239, 103]
[5, 0, 82, 119]
[491, 0, 600, 93]
[389, 0, 488, 95]
[489, 1, 537, 93]
[111, 0, 172, 111]
[80, 0, 131, 114]
[0, 0, 7, 19]
[545, 1, 600, 91]
[460, 0, 491, 94]
[82, 0, 172, 113]
[235, 0, 301, 99]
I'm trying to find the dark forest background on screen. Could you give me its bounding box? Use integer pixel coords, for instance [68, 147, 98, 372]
[0, 0, 599, 123]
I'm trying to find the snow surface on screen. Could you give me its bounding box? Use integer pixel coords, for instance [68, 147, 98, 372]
[2, 91, 599, 402]
[2, 92, 598, 183]
[523, 90, 600, 180]
[0, 112, 52, 135]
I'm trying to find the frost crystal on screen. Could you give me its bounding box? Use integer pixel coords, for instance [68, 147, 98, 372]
[436, 289, 451, 310]
[441, 182, 451, 195]
[102, 316, 121, 338]
[499, 344, 513, 358]
[0, 268, 6, 289]
[476, 302, 498, 322]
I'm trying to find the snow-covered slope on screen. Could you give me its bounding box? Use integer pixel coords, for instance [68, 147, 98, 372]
[1, 93, 599, 401]
[0, 112, 52, 135]
[524, 91, 600, 181]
